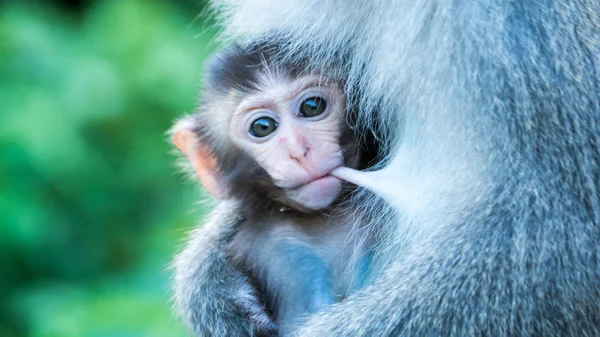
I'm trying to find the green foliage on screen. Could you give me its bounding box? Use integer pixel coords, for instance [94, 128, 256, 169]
[0, 1, 217, 335]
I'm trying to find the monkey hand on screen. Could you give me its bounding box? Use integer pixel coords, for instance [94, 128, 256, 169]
[173, 202, 277, 337]
[234, 280, 278, 336]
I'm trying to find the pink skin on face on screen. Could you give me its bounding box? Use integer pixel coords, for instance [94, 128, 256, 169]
[275, 119, 343, 210]
[285, 174, 343, 210]
[230, 75, 345, 210]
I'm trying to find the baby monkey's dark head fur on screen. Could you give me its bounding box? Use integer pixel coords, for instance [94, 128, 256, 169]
[175, 43, 376, 215]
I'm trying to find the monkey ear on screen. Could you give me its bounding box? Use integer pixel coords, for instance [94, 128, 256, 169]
[172, 129, 230, 200]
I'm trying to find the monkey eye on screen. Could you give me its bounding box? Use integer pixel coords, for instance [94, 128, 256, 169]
[250, 117, 279, 138]
[299, 97, 327, 118]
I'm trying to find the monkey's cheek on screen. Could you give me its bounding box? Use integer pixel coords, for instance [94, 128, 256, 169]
[288, 176, 342, 210]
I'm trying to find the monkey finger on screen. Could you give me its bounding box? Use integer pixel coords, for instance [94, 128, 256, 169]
[237, 292, 278, 336]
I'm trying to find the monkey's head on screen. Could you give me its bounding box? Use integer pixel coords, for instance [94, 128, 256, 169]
[172, 45, 362, 212]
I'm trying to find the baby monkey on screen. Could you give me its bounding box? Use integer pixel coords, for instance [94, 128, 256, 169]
[172, 44, 375, 336]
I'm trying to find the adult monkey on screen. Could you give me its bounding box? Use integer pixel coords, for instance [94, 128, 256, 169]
[174, 1, 600, 336]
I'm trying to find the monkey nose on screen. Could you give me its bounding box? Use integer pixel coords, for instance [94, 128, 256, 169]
[289, 146, 311, 169]
[279, 132, 312, 169]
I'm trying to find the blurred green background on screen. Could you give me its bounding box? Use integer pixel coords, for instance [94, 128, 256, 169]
[0, 1, 219, 336]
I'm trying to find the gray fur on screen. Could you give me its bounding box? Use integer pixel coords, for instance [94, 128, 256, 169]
[229, 211, 368, 336]
[173, 201, 277, 336]
[174, 0, 600, 336]
[172, 45, 372, 336]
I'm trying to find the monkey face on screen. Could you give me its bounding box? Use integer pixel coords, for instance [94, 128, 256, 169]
[229, 75, 347, 210]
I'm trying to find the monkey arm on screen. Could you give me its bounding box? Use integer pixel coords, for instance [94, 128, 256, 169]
[173, 201, 277, 337]
[296, 186, 600, 336]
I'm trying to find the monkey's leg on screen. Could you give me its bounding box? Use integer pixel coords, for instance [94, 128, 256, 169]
[173, 202, 277, 337]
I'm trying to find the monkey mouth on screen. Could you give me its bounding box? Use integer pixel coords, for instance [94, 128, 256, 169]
[284, 169, 344, 210]
[307, 171, 340, 185]
[285, 165, 343, 191]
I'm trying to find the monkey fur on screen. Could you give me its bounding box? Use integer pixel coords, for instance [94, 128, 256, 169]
[173, 44, 378, 336]
[174, 1, 600, 335]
